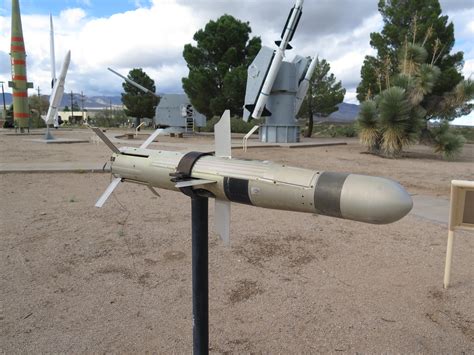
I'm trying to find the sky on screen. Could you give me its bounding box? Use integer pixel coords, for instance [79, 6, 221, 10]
[0, 0, 473, 125]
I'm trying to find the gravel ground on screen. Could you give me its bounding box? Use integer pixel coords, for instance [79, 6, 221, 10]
[0, 129, 473, 353]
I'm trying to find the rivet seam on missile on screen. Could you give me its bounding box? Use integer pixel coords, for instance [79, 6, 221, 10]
[223, 177, 253, 205]
[313, 172, 349, 218]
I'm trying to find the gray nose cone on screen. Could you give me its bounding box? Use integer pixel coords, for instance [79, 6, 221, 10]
[340, 174, 413, 224]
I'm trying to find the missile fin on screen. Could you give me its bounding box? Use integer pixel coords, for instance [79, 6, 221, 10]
[215, 199, 231, 245]
[274, 41, 292, 50]
[244, 104, 272, 117]
[214, 110, 231, 158]
[280, 7, 294, 39]
[95, 177, 121, 208]
[175, 179, 216, 188]
[288, 10, 302, 42]
[147, 185, 161, 197]
[140, 128, 164, 149]
[91, 127, 121, 153]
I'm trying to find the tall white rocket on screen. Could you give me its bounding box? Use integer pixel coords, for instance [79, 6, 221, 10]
[250, 0, 304, 119]
[50, 14, 59, 127]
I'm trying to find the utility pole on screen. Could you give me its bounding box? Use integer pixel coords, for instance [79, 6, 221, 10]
[0, 81, 6, 111]
[70, 90, 74, 123]
[81, 91, 85, 123]
[0, 81, 6, 122]
[37, 86, 41, 97]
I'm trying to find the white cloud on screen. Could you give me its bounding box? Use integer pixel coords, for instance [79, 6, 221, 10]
[0, 0, 472, 104]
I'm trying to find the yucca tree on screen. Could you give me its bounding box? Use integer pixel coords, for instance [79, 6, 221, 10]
[357, 38, 471, 159]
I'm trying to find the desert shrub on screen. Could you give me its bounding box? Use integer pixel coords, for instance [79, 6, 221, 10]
[431, 121, 466, 159]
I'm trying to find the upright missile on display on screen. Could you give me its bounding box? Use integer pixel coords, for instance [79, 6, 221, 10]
[49, 14, 59, 128]
[249, 0, 303, 119]
[44, 51, 71, 125]
[294, 53, 318, 115]
[8, 0, 33, 129]
[92, 112, 413, 243]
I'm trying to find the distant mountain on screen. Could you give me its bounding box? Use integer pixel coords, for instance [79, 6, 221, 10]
[0, 94, 359, 120]
[0, 93, 123, 109]
[314, 102, 360, 123]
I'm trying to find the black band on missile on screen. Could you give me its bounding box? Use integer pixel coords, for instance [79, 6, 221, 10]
[171, 151, 211, 181]
[171, 151, 212, 197]
[223, 177, 253, 205]
[314, 172, 349, 218]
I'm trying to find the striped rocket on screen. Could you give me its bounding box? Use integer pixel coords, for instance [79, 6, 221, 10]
[8, 0, 33, 129]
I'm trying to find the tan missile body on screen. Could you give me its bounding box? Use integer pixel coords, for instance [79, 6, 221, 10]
[110, 147, 412, 225]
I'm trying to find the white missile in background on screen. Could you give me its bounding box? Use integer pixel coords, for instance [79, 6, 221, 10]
[249, 0, 304, 119]
[44, 50, 70, 125]
[107, 67, 160, 98]
[91, 111, 413, 244]
[294, 53, 318, 115]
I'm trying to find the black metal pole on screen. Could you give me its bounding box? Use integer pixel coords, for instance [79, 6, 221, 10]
[191, 195, 209, 355]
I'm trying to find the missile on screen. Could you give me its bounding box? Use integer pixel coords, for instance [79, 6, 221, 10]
[8, 0, 33, 129]
[108, 67, 160, 98]
[44, 51, 71, 125]
[294, 54, 318, 115]
[92, 112, 412, 241]
[50, 14, 56, 88]
[250, 0, 304, 120]
[49, 14, 59, 128]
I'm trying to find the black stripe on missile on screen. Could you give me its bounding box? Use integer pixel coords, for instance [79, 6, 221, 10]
[223, 177, 253, 205]
[314, 172, 349, 218]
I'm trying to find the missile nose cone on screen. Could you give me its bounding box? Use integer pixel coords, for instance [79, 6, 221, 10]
[340, 174, 413, 224]
[314, 172, 412, 224]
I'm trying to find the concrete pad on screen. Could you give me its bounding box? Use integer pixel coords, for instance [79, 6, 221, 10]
[410, 194, 449, 225]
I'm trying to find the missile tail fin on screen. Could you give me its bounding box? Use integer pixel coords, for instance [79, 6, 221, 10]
[215, 199, 231, 245]
[244, 104, 272, 117]
[140, 128, 164, 149]
[274, 41, 292, 50]
[288, 11, 302, 42]
[280, 8, 294, 39]
[95, 177, 122, 208]
[91, 127, 121, 153]
[214, 110, 231, 158]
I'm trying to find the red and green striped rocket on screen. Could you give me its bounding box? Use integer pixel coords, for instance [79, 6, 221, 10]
[8, 0, 33, 129]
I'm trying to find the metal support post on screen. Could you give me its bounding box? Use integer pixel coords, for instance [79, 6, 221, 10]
[191, 195, 209, 355]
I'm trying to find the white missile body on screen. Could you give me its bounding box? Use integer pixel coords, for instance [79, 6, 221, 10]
[294, 53, 318, 115]
[49, 14, 59, 128]
[44, 50, 70, 125]
[106, 148, 412, 225]
[251, 0, 304, 119]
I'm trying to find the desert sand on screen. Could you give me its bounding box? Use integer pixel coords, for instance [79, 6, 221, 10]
[0, 128, 473, 353]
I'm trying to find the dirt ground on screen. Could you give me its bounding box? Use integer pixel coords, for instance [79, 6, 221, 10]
[0, 129, 473, 353]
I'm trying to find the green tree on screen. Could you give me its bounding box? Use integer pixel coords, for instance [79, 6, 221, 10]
[357, 42, 473, 158]
[356, 0, 466, 124]
[29, 95, 49, 115]
[298, 58, 345, 137]
[93, 109, 129, 128]
[121, 68, 160, 126]
[182, 14, 261, 118]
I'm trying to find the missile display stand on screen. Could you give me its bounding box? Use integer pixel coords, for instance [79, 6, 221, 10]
[170, 152, 213, 354]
